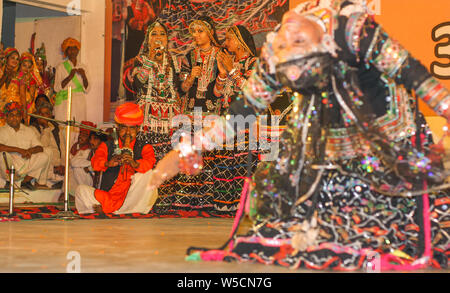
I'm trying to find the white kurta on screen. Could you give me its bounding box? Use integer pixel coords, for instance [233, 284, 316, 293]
[0, 124, 50, 185]
[33, 124, 66, 182]
[69, 148, 93, 195]
[75, 169, 158, 215]
[53, 59, 90, 145]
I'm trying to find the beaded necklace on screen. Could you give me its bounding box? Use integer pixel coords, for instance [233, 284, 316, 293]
[139, 53, 177, 133]
[192, 46, 219, 99]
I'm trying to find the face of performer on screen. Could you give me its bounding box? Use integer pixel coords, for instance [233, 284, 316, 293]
[66, 46, 79, 61]
[37, 106, 52, 128]
[6, 52, 19, 70]
[272, 11, 324, 63]
[148, 25, 168, 60]
[223, 30, 239, 54]
[118, 124, 138, 143]
[191, 25, 211, 48]
[20, 60, 33, 75]
[35, 96, 50, 108]
[89, 134, 102, 150]
[78, 131, 90, 146]
[6, 110, 22, 130]
[36, 58, 46, 73]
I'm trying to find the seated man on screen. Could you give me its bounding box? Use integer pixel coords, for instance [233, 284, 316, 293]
[87, 130, 108, 189]
[75, 103, 158, 214]
[30, 101, 65, 188]
[68, 121, 96, 196]
[0, 102, 50, 190]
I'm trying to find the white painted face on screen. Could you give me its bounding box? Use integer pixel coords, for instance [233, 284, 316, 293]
[272, 11, 324, 63]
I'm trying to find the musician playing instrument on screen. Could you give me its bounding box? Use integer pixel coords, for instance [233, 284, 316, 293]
[74, 103, 157, 214]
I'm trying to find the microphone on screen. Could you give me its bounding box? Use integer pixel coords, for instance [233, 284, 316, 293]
[154, 40, 165, 57]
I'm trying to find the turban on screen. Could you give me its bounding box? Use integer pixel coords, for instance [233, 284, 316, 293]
[114, 102, 144, 126]
[61, 38, 81, 57]
[2, 102, 23, 117]
[80, 121, 97, 135]
[4, 47, 19, 59]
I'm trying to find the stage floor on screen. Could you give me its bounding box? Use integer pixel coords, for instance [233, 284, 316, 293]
[0, 215, 300, 273]
[0, 207, 448, 274]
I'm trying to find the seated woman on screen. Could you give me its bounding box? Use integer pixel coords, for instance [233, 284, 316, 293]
[148, 0, 450, 271]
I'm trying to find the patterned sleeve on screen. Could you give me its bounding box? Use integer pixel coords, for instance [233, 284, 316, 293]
[338, 12, 450, 118]
[133, 55, 150, 85]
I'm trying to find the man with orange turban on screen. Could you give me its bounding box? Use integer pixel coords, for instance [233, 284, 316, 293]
[75, 103, 158, 214]
[53, 37, 89, 144]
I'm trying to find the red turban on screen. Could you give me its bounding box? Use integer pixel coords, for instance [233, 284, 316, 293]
[114, 103, 144, 126]
[2, 102, 23, 117]
[80, 121, 97, 135]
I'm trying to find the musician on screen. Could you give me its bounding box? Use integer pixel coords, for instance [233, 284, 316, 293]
[74, 102, 157, 214]
[0, 102, 51, 190]
[68, 121, 97, 198]
[30, 101, 65, 189]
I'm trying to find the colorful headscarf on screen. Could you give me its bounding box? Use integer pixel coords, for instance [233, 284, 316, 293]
[114, 102, 144, 126]
[19, 52, 43, 86]
[20, 52, 34, 63]
[188, 16, 220, 47]
[138, 20, 169, 58]
[3, 102, 23, 117]
[4, 47, 19, 59]
[228, 25, 257, 56]
[61, 37, 81, 57]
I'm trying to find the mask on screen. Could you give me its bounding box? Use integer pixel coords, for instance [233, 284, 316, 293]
[275, 52, 333, 91]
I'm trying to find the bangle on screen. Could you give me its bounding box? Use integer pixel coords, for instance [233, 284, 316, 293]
[228, 68, 237, 77]
[217, 74, 227, 82]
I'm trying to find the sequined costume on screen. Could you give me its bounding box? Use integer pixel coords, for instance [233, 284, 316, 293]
[132, 21, 182, 212]
[172, 16, 221, 211]
[211, 25, 259, 212]
[188, 1, 450, 271]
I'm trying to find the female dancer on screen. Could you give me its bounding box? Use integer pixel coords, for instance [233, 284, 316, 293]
[132, 20, 182, 211]
[149, 0, 450, 270]
[172, 16, 221, 211]
[211, 25, 259, 212]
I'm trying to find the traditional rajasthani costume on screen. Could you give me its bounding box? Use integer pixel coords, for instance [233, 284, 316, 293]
[0, 48, 20, 126]
[34, 44, 55, 100]
[210, 25, 259, 212]
[17, 52, 44, 117]
[187, 0, 450, 271]
[132, 21, 182, 212]
[173, 16, 221, 211]
[75, 103, 157, 214]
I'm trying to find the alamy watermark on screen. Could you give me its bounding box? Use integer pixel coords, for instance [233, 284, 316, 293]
[66, 0, 81, 16]
[66, 250, 81, 273]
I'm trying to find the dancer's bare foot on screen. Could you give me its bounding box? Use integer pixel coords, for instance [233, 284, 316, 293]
[93, 204, 104, 215]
